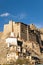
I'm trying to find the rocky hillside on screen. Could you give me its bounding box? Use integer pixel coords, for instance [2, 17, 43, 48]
[0, 40, 8, 64]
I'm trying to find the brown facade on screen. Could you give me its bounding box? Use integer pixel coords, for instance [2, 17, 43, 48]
[0, 20, 43, 64]
[3, 21, 42, 43]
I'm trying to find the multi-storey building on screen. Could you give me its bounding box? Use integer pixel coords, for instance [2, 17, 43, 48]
[0, 20, 43, 64]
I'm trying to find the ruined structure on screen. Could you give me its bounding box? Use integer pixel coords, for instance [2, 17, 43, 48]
[0, 20, 43, 64]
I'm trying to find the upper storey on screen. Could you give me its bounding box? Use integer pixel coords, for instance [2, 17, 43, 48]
[3, 20, 41, 44]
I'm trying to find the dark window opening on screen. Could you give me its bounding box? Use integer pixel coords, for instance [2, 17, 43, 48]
[25, 45, 27, 47]
[26, 51, 31, 56]
[17, 41, 23, 47]
[32, 56, 39, 60]
[36, 35, 39, 43]
[40, 47, 43, 53]
[31, 30, 34, 33]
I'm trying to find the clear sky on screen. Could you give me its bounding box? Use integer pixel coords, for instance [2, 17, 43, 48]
[0, 0, 43, 31]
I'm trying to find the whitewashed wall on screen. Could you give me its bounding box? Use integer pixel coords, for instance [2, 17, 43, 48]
[6, 38, 17, 47]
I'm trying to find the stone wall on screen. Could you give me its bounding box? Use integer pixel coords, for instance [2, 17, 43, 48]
[20, 23, 27, 41]
[3, 20, 41, 44]
[0, 20, 43, 63]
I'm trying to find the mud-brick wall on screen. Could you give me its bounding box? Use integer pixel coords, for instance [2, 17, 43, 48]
[20, 23, 27, 41]
[4, 21, 13, 34]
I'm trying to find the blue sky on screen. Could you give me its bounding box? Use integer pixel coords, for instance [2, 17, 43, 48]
[0, 0, 43, 31]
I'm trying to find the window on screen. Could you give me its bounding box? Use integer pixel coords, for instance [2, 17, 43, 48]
[17, 41, 23, 46]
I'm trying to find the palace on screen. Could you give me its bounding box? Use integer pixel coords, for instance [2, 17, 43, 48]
[0, 20, 43, 64]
